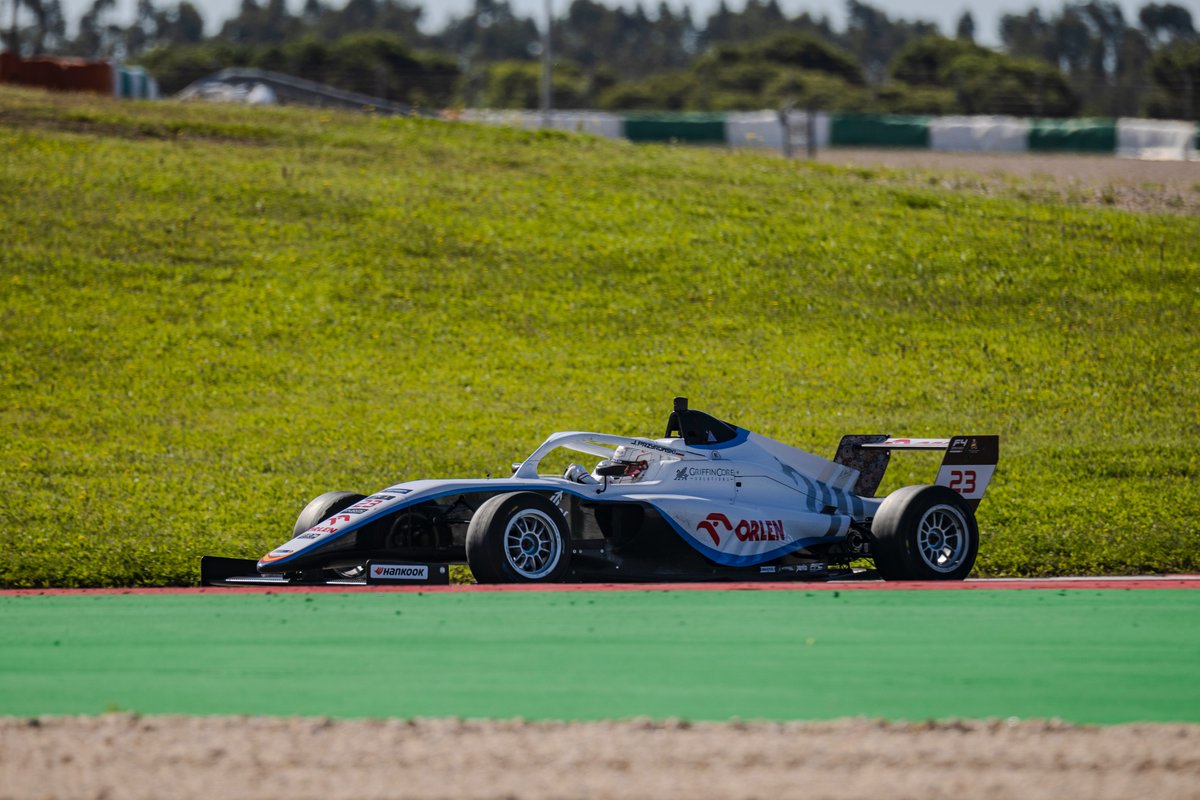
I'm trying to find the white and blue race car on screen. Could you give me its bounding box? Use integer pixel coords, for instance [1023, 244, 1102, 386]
[201, 398, 998, 585]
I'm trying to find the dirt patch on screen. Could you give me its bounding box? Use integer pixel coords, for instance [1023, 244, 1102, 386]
[3, 714, 1198, 800]
[815, 148, 1200, 215]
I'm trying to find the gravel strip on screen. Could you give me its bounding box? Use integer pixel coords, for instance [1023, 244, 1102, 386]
[3, 714, 1199, 800]
[813, 148, 1200, 215]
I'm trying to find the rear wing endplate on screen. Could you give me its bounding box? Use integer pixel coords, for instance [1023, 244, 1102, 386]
[836, 435, 999, 508]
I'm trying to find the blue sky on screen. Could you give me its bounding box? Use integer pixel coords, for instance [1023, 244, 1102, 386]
[46, 0, 1200, 46]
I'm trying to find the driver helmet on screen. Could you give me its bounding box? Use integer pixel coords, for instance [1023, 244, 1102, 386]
[604, 445, 661, 481]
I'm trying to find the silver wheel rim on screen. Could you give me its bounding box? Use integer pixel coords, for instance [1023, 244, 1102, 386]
[503, 508, 562, 579]
[916, 504, 970, 573]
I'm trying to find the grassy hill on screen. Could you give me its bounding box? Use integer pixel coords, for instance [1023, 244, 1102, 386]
[1, 86, 1197, 586]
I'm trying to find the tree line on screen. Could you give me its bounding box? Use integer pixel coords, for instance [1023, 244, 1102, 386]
[3, 0, 1198, 119]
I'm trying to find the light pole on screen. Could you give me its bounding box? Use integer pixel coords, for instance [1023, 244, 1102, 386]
[9, 0, 20, 56]
[539, 0, 551, 127]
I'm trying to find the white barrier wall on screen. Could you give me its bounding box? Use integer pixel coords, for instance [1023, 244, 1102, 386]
[543, 111, 624, 139]
[726, 111, 830, 149]
[457, 109, 1197, 161]
[459, 110, 623, 139]
[930, 116, 1029, 152]
[727, 111, 783, 148]
[458, 109, 538, 129]
[1116, 118, 1198, 160]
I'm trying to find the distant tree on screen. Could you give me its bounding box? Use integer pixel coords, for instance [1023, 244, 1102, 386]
[1053, 6, 1092, 74]
[3, 0, 68, 54]
[890, 34, 1078, 116]
[289, 35, 331, 79]
[596, 69, 695, 110]
[436, 0, 540, 64]
[889, 34, 984, 85]
[134, 39, 253, 91]
[1146, 39, 1200, 118]
[844, 0, 939, 83]
[318, 0, 421, 41]
[219, 0, 264, 44]
[35, 0, 67, 53]
[701, 0, 786, 46]
[754, 31, 864, 84]
[481, 59, 587, 108]
[557, 0, 693, 78]
[702, 0, 735, 45]
[123, 0, 168, 56]
[1079, 1, 1127, 83]
[1111, 26, 1153, 114]
[955, 10, 975, 42]
[1139, 2, 1195, 43]
[955, 53, 1079, 115]
[664, 31, 869, 110]
[165, 2, 205, 45]
[301, 0, 322, 24]
[1000, 9, 1059, 64]
[73, 0, 120, 57]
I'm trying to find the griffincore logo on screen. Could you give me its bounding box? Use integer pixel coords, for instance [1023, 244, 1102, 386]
[674, 466, 735, 481]
[370, 564, 429, 580]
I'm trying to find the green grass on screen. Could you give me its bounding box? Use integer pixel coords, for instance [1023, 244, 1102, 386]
[1, 86, 1198, 586]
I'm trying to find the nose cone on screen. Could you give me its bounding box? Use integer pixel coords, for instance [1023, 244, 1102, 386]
[256, 548, 294, 573]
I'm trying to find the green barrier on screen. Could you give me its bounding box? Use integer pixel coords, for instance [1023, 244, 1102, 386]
[829, 113, 931, 148]
[1028, 118, 1117, 153]
[623, 113, 727, 144]
[2, 590, 1198, 723]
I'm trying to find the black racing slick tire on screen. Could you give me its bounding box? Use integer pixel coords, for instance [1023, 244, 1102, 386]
[289, 491, 368, 581]
[871, 485, 979, 581]
[293, 491, 366, 538]
[466, 492, 572, 583]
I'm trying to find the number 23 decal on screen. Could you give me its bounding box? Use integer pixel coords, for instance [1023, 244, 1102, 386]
[948, 469, 977, 493]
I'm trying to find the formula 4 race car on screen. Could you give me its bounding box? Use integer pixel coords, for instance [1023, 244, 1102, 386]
[201, 398, 998, 586]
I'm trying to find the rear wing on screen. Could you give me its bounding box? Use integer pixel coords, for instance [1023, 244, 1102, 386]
[834, 435, 999, 509]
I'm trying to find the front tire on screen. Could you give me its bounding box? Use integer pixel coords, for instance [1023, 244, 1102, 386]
[466, 492, 571, 583]
[871, 485, 979, 581]
[294, 491, 366, 536]
[293, 491, 366, 580]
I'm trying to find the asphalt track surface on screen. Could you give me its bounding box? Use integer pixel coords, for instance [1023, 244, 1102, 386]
[2, 578, 1198, 724]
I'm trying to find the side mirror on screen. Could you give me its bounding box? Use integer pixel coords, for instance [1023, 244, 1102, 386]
[595, 462, 625, 478]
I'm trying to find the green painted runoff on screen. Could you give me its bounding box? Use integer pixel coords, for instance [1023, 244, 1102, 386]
[1, 590, 1197, 723]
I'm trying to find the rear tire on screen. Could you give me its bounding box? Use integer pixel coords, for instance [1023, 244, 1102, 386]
[466, 492, 571, 583]
[871, 485, 978, 581]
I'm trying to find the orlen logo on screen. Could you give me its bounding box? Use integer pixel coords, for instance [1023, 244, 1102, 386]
[697, 512, 732, 544]
[370, 564, 428, 580]
[697, 513, 787, 545]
